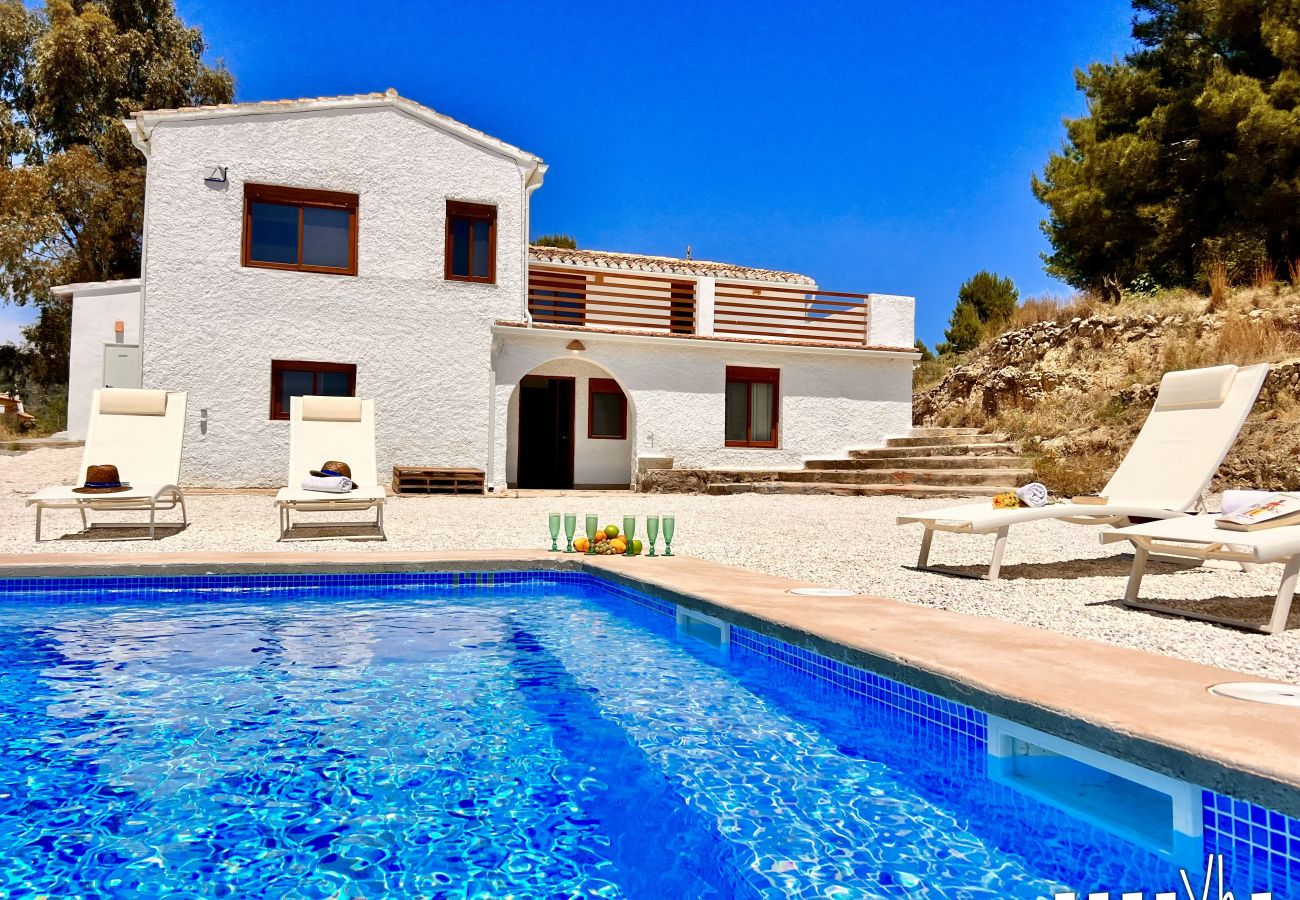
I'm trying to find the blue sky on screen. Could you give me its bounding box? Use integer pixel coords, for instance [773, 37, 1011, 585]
[2, 0, 1137, 347]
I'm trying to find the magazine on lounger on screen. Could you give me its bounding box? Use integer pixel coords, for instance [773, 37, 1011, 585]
[1215, 492, 1300, 532]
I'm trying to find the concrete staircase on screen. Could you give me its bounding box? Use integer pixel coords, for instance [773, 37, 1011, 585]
[641, 428, 1033, 497]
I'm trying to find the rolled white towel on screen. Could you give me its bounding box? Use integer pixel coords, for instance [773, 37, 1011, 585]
[301, 475, 353, 493]
[1221, 489, 1275, 516]
[1016, 482, 1049, 508]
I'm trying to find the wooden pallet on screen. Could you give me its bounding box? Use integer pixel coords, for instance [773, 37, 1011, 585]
[392, 466, 485, 496]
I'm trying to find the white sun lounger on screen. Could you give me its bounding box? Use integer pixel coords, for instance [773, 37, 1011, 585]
[1102, 516, 1300, 634]
[274, 395, 386, 541]
[896, 363, 1269, 580]
[27, 388, 188, 541]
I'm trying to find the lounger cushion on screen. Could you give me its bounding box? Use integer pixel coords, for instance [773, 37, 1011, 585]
[301, 395, 363, 422]
[1153, 365, 1235, 411]
[99, 388, 168, 416]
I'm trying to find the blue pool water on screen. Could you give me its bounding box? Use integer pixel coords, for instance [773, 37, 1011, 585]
[0, 572, 1294, 899]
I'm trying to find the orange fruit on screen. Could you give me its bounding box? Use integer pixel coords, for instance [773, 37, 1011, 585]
[610, 538, 627, 554]
[573, 537, 590, 552]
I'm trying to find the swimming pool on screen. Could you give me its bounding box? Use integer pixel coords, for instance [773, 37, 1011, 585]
[0, 570, 1295, 898]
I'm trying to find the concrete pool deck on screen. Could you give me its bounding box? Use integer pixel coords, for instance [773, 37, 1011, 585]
[1, 548, 1297, 818]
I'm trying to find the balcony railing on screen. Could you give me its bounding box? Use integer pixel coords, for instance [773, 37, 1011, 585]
[712, 280, 869, 345]
[528, 265, 878, 347]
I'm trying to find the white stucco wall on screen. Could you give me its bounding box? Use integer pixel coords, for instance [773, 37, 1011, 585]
[492, 328, 914, 484]
[868, 294, 915, 349]
[138, 106, 533, 486]
[63, 280, 142, 439]
[504, 357, 634, 487]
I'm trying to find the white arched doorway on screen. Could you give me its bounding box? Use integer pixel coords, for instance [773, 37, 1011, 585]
[505, 357, 635, 489]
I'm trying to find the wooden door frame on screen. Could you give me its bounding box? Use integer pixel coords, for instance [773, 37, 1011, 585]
[515, 375, 576, 489]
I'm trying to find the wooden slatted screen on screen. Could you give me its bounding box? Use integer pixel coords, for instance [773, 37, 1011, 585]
[712, 281, 870, 345]
[529, 266, 696, 333]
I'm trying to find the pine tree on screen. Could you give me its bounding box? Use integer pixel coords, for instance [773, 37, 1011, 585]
[1033, 0, 1300, 291]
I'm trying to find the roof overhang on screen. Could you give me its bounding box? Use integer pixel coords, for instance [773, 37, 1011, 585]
[50, 278, 142, 298]
[122, 91, 543, 168]
[492, 321, 919, 360]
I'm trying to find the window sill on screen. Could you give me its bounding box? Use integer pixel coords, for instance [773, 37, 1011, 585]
[244, 262, 357, 277]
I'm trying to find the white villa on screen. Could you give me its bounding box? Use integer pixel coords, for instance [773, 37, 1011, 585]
[57, 90, 917, 490]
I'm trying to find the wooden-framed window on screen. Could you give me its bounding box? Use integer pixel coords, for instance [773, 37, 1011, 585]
[445, 200, 497, 284]
[725, 366, 779, 447]
[588, 378, 627, 440]
[243, 184, 358, 275]
[270, 360, 356, 420]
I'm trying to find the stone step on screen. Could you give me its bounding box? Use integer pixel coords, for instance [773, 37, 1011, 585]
[776, 468, 1030, 487]
[849, 442, 1022, 459]
[885, 432, 1011, 448]
[903, 427, 983, 437]
[655, 467, 1029, 488]
[804, 454, 1031, 471]
[704, 482, 1008, 498]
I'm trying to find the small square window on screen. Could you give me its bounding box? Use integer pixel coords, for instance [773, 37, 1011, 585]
[588, 378, 627, 439]
[446, 200, 497, 284]
[725, 366, 779, 447]
[270, 360, 357, 420]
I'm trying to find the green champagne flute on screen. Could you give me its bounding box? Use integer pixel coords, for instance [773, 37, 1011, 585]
[563, 513, 577, 553]
[662, 515, 675, 556]
[622, 515, 636, 557]
[584, 514, 598, 554]
[547, 513, 561, 552]
[645, 515, 659, 557]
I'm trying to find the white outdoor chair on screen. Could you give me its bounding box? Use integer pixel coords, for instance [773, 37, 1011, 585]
[27, 388, 188, 541]
[896, 363, 1269, 580]
[274, 395, 386, 541]
[1101, 516, 1300, 634]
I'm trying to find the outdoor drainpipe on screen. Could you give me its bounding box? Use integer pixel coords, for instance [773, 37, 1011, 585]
[487, 158, 548, 490]
[125, 117, 152, 386]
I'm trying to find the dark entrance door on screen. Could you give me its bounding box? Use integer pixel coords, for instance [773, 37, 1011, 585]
[517, 375, 575, 489]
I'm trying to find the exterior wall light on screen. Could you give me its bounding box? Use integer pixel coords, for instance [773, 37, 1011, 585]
[566, 340, 585, 354]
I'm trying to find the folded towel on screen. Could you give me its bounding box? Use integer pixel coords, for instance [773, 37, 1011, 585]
[301, 475, 353, 493]
[1221, 489, 1275, 517]
[1016, 482, 1049, 508]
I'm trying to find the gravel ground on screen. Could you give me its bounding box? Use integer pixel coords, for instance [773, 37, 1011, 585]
[3, 447, 1298, 682]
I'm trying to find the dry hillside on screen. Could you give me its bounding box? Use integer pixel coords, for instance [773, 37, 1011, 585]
[914, 285, 1300, 496]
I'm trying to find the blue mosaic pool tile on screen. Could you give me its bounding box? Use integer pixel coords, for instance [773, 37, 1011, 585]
[729, 624, 988, 746]
[585, 577, 676, 618]
[1203, 789, 1300, 890]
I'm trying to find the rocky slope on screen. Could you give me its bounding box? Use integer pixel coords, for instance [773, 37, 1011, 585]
[914, 287, 1300, 494]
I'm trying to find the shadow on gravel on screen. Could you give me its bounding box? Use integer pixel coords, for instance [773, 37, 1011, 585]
[907, 554, 1194, 581]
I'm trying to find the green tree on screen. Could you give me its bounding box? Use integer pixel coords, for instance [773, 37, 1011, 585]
[958, 270, 1018, 326]
[914, 338, 935, 361]
[937, 299, 984, 355]
[0, 0, 233, 383]
[1032, 0, 1300, 292]
[534, 233, 578, 249]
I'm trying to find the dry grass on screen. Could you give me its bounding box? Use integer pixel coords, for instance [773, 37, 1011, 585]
[1029, 447, 1115, 497]
[1207, 259, 1230, 310]
[1287, 258, 1300, 284]
[1004, 293, 1098, 332]
[1252, 260, 1277, 289]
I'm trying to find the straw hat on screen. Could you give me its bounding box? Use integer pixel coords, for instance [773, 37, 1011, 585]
[309, 460, 356, 490]
[73, 464, 131, 494]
